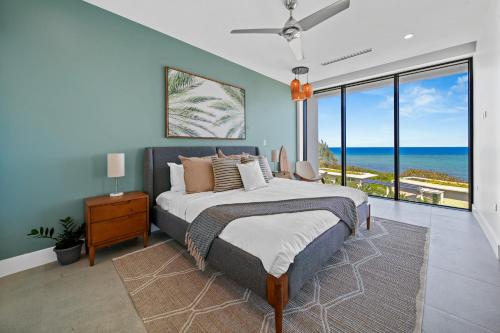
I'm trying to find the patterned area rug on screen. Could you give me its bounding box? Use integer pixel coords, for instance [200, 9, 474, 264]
[113, 217, 429, 333]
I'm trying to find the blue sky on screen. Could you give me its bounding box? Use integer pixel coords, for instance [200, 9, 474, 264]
[318, 72, 469, 147]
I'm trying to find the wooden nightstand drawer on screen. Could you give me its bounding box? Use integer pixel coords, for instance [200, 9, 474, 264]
[91, 212, 147, 245]
[90, 197, 147, 223]
[85, 192, 149, 266]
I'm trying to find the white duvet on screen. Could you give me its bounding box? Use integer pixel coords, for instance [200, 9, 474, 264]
[156, 178, 367, 277]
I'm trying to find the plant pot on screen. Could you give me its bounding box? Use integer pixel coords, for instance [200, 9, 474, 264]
[53, 241, 83, 265]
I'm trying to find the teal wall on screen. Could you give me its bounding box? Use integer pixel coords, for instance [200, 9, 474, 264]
[0, 0, 296, 260]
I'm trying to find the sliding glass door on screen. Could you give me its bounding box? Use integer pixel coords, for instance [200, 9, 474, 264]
[312, 59, 472, 209]
[317, 89, 342, 185]
[345, 79, 395, 198]
[399, 63, 470, 208]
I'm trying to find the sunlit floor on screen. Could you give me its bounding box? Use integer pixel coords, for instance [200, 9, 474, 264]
[1, 199, 499, 332]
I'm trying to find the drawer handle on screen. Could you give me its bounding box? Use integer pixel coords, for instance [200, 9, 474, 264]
[113, 215, 130, 222]
[104, 213, 144, 223]
[110, 200, 132, 206]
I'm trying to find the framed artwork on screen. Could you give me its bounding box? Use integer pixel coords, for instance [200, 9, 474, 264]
[165, 67, 246, 139]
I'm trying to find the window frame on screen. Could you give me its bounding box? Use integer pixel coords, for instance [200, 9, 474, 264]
[311, 58, 473, 210]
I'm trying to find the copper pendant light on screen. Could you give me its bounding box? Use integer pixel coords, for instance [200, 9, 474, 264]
[302, 82, 313, 98]
[290, 66, 313, 101]
[290, 78, 301, 101]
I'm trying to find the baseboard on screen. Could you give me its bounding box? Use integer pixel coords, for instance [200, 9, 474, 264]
[472, 205, 500, 260]
[1, 226, 162, 278]
[0, 246, 57, 278]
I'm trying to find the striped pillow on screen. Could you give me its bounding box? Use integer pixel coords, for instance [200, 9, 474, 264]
[211, 157, 244, 192]
[241, 155, 273, 182]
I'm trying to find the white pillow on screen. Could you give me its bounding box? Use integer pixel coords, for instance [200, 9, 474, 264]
[168, 162, 185, 192]
[237, 161, 267, 191]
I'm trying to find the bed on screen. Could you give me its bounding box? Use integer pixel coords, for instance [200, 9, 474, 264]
[144, 146, 371, 333]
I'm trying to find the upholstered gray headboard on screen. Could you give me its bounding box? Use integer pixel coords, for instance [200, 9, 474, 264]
[143, 146, 260, 208]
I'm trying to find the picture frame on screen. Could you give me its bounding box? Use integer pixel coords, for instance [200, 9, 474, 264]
[165, 66, 246, 139]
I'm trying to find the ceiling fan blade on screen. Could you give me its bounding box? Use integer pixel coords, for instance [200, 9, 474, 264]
[230, 28, 281, 34]
[287, 36, 304, 60]
[298, 0, 350, 31]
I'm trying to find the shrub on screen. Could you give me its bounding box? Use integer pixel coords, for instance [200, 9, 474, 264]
[400, 169, 465, 183]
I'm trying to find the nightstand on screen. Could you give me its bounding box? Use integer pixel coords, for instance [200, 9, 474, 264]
[273, 171, 293, 179]
[85, 192, 149, 266]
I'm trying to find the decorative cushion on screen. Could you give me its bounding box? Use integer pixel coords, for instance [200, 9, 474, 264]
[237, 161, 267, 191]
[241, 155, 273, 182]
[167, 163, 185, 192]
[179, 156, 215, 193]
[211, 157, 244, 192]
[217, 148, 250, 159]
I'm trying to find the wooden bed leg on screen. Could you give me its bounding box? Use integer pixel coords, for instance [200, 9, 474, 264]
[367, 204, 371, 230]
[267, 274, 288, 333]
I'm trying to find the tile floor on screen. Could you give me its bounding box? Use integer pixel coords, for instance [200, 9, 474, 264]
[1, 198, 499, 332]
[371, 198, 500, 333]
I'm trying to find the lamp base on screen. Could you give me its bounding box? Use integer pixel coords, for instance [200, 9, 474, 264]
[109, 192, 124, 197]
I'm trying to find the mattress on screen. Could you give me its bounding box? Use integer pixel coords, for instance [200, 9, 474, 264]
[156, 178, 367, 277]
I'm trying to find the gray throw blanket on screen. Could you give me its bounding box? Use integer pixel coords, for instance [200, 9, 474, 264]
[185, 196, 358, 271]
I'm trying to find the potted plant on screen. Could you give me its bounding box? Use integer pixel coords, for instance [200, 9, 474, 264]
[27, 217, 85, 265]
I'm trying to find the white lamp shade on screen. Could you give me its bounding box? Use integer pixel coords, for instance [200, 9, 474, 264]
[271, 150, 279, 162]
[107, 153, 125, 178]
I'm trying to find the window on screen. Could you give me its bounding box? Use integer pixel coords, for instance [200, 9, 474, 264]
[317, 89, 342, 185]
[312, 59, 472, 209]
[399, 63, 470, 208]
[346, 79, 395, 198]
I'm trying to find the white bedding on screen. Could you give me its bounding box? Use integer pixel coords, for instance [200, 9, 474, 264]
[156, 178, 367, 277]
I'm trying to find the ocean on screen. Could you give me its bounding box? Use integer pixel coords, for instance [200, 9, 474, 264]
[328, 147, 469, 181]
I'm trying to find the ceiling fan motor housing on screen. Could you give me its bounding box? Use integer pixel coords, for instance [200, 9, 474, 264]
[280, 17, 302, 41]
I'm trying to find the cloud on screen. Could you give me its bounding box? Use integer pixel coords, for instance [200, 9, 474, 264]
[377, 95, 394, 109]
[450, 75, 468, 94]
[403, 86, 436, 101]
[399, 83, 466, 117]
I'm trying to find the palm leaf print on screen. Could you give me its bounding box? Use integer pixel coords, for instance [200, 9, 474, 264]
[211, 84, 245, 138]
[167, 69, 219, 137]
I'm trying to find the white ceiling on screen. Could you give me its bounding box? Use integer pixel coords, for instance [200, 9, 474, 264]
[84, 0, 488, 84]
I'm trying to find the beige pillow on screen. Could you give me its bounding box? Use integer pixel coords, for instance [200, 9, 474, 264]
[179, 155, 215, 193]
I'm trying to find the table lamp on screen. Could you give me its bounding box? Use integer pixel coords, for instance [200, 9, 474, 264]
[107, 153, 125, 197]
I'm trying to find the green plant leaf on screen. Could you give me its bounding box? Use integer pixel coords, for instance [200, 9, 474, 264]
[226, 121, 244, 138]
[213, 114, 234, 126]
[167, 70, 202, 97]
[171, 105, 217, 118]
[179, 96, 219, 104]
[210, 100, 235, 112]
[219, 84, 244, 106]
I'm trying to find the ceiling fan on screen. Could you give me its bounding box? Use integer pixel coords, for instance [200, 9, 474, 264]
[230, 0, 350, 60]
